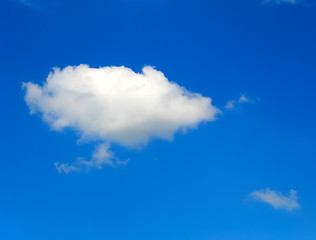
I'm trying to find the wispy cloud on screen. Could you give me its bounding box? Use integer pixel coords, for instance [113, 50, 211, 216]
[224, 94, 250, 110]
[262, 0, 303, 5]
[249, 188, 300, 211]
[54, 144, 129, 173]
[13, 0, 53, 9]
[14, 0, 36, 8]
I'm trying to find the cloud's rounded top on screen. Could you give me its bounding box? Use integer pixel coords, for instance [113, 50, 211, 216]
[24, 65, 220, 146]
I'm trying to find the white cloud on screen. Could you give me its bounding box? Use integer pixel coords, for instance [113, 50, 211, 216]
[262, 0, 302, 4]
[24, 65, 220, 172]
[224, 94, 249, 110]
[250, 188, 300, 211]
[54, 144, 117, 173]
[24, 65, 219, 146]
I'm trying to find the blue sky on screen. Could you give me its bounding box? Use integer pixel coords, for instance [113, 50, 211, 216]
[1, 0, 316, 239]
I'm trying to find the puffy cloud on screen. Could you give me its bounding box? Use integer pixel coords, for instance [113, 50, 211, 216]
[24, 65, 219, 146]
[24, 65, 220, 172]
[224, 94, 249, 110]
[249, 188, 300, 211]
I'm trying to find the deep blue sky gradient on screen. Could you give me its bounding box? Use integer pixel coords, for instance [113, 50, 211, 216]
[1, 0, 316, 239]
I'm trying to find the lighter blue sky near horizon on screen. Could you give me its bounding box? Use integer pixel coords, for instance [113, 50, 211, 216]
[1, 0, 316, 239]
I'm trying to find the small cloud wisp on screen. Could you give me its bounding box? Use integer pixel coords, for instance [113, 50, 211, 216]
[224, 94, 250, 110]
[249, 188, 300, 211]
[54, 144, 129, 173]
[262, 0, 302, 5]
